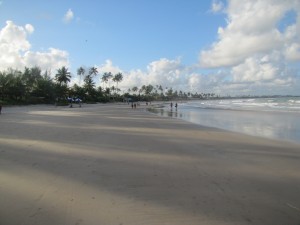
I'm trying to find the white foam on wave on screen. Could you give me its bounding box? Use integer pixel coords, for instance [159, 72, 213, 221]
[185, 97, 300, 113]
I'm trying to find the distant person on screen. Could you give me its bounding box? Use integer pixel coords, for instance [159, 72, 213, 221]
[175, 102, 178, 109]
[0, 104, 2, 114]
[76, 98, 82, 108]
[170, 102, 173, 108]
[67, 97, 73, 108]
[131, 102, 134, 109]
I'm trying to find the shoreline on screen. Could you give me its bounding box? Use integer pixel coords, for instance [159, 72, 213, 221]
[147, 102, 300, 145]
[1, 104, 300, 225]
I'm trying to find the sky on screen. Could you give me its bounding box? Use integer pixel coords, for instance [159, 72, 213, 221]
[0, 0, 300, 96]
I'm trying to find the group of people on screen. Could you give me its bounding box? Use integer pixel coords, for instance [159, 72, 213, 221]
[67, 97, 82, 108]
[131, 102, 137, 109]
[170, 102, 178, 109]
[130, 101, 150, 109]
[130, 101, 178, 110]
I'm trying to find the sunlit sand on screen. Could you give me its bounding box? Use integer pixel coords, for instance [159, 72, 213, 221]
[1, 104, 300, 225]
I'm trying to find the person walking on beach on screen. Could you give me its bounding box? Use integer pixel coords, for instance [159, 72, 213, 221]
[175, 102, 178, 110]
[170, 102, 173, 108]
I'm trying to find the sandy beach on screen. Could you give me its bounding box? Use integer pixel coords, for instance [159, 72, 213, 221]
[1, 103, 300, 225]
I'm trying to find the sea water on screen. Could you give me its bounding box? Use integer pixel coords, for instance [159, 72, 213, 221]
[148, 97, 300, 144]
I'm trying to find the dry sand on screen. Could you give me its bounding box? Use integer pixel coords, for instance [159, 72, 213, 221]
[0, 103, 300, 225]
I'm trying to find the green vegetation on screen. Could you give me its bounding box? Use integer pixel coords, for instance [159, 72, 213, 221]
[0, 66, 216, 105]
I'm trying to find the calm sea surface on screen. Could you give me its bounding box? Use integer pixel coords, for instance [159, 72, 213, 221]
[148, 97, 300, 144]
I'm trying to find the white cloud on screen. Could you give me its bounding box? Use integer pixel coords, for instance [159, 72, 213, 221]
[188, 74, 202, 92]
[25, 24, 34, 34]
[147, 58, 182, 74]
[127, 58, 188, 90]
[200, 0, 300, 68]
[0, 20, 69, 74]
[23, 48, 69, 71]
[211, 0, 224, 13]
[285, 43, 300, 61]
[94, 58, 213, 94]
[69, 51, 298, 96]
[196, 0, 300, 95]
[63, 9, 74, 24]
[97, 59, 122, 75]
[0, 20, 31, 51]
[232, 57, 278, 83]
[93, 58, 186, 91]
[86, 54, 299, 96]
[201, 29, 282, 67]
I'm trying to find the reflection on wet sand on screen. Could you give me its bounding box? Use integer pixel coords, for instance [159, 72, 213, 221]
[148, 105, 300, 144]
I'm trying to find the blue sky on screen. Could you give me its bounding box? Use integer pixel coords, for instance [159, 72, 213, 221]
[0, 0, 300, 95]
[1, 0, 219, 69]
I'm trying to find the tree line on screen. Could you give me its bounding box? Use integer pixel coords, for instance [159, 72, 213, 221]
[0, 66, 216, 105]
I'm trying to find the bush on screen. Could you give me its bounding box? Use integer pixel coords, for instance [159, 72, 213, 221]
[97, 96, 110, 103]
[55, 99, 69, 106]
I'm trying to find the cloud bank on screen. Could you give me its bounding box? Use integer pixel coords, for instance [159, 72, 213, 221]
[201, 0, 300, 68]
[0, 20, 69, 74]
[197, 0, 300, 95]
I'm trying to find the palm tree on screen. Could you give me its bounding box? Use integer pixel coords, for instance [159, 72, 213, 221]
[55, 66, 71, 86]
[179, 90, 183, 98]
[140, 85, 146, 95]
[55, 67, 71, 102]
[132, 86, 138, 94]
[101, 72, 113, 88]
[112, 72, 123, 95]
[144, 84, 154, 100]
[131, 86, 138, 100]
[111, 85, 116, 95]
[113, 73, 123, 88]
[89, 67, 98, 77]
[145, 84, 154, 96]
[166, 88, 173, 99]
[77, 67, 85, 86]
[158, 85, 164, 99]
[84, 74, 96, 96]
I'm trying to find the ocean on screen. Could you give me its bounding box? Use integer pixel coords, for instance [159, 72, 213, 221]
[148, 97, 300, 144]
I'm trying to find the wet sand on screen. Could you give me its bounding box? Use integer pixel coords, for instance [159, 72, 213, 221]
[148, 104, 300, 144]
[0, 104, 300, 225]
